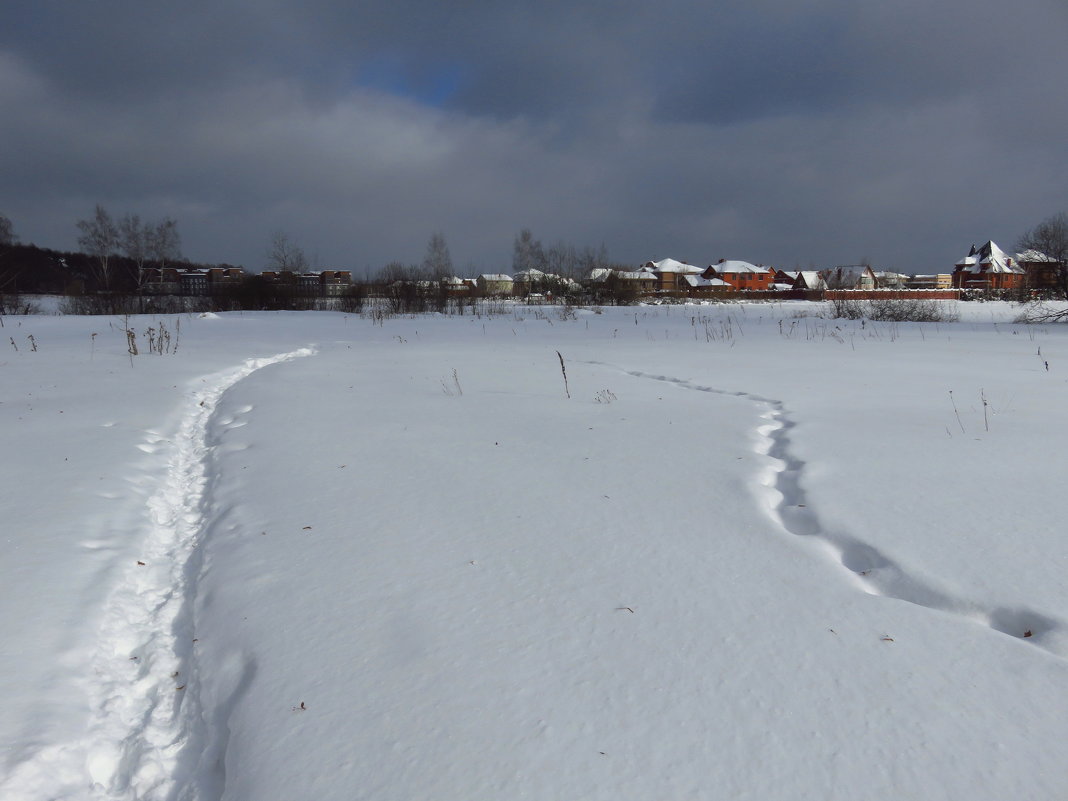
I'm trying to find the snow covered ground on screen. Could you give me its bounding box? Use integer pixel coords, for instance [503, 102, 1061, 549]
[2, 301, 1067, 800]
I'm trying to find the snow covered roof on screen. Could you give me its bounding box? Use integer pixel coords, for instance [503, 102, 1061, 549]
[710, 260, 768, 274]
[681, 274, 729, 287]
[513, 268, 546, 280]
[955, 241, 1024, 274]
[479, 274, 514, 282]
[1015, 249, 1057, 263]
[796, 270, 825, 288]
[586, 267, 613, 282]
[647, 258, 702, 274]
[617, 270, 658, 281]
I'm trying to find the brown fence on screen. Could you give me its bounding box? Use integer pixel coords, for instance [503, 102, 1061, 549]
[823, 289, 961, 301]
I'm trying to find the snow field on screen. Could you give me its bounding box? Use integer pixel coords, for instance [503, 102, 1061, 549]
[2, 302, 1067, 799]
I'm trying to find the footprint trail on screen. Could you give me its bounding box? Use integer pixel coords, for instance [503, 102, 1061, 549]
[0, 347, 315, 801]
[600, 363, 1068, 658]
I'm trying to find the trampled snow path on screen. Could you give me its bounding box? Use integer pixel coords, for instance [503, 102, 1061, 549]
[1, 347, 315, 801]
[594, 363, 1068, 659]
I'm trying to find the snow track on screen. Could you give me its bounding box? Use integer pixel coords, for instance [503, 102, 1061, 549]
[1, 347, 314, 801]
[604, 364, 1068, 659]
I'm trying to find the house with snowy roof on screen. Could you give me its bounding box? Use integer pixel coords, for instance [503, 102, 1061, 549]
[951, 242, 1025, 291]
[793, 271, 827, 291]
[681, 274, 731, 296]
[616, 270, 659, 292]
[703, 259, 775, 291]
[1014, 249, 1062, 293]
[638, 258, 703, 292]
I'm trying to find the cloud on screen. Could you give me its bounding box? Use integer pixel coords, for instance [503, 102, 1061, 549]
[1, 1, 1066, 273]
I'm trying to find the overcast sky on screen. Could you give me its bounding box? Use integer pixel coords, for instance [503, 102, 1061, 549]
[2, 1, 1066, 275]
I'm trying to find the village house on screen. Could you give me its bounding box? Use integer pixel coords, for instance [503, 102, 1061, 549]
[951, 241, 1025, 291]
[642, 258, 704, 292]
[703, 259, 775, 290]
[1014, 249, 1062, 293]
[616, 269, 659, 293]
[792, 271, 827, 291]
[907, 274, 953, 289]
[681, 274, 731, 296]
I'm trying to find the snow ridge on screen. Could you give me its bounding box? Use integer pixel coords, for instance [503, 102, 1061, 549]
[610, 366, 1068, 659]
[1, 347, 315, 801]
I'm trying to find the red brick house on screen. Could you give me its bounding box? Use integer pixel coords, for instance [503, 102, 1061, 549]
[703, 259, 775, 290]
[952, 241, 1025, 291]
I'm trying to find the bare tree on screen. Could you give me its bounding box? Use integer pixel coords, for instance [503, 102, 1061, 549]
[376, 261, 421, 283]
[422, 232, 453, 279]
[267, 231, 308, 273]
[146, 217, 181, 269]
[546, 240, 576, 277]
[119, 214, 150, 294]
[0, 214, 19, 298]
[1016, 212, 1068, 298]
[513, 228, 547, 274]
[577, 243, 610, 279]
[0, 214, 15, 247]
[76, 205, 120, 290]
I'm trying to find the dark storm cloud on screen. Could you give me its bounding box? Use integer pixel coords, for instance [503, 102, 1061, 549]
[1, 1, 1066, 273]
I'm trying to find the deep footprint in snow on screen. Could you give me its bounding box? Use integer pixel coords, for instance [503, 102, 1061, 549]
[601, 364, 1068, 658]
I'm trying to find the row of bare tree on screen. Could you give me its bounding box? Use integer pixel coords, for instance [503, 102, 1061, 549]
[369, 229, 619, 284]
[3, 209, 1066, 304]
[74, 205, 181, 292]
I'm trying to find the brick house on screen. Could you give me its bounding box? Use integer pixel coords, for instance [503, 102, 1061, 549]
[703, 259, 775, 290]
[1014, 249, 1061, 293]
[952, 241, 1025, 291]
[642, 258, 703, 292]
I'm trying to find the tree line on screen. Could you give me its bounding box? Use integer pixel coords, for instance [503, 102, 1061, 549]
[2, 209, 1066, 312]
